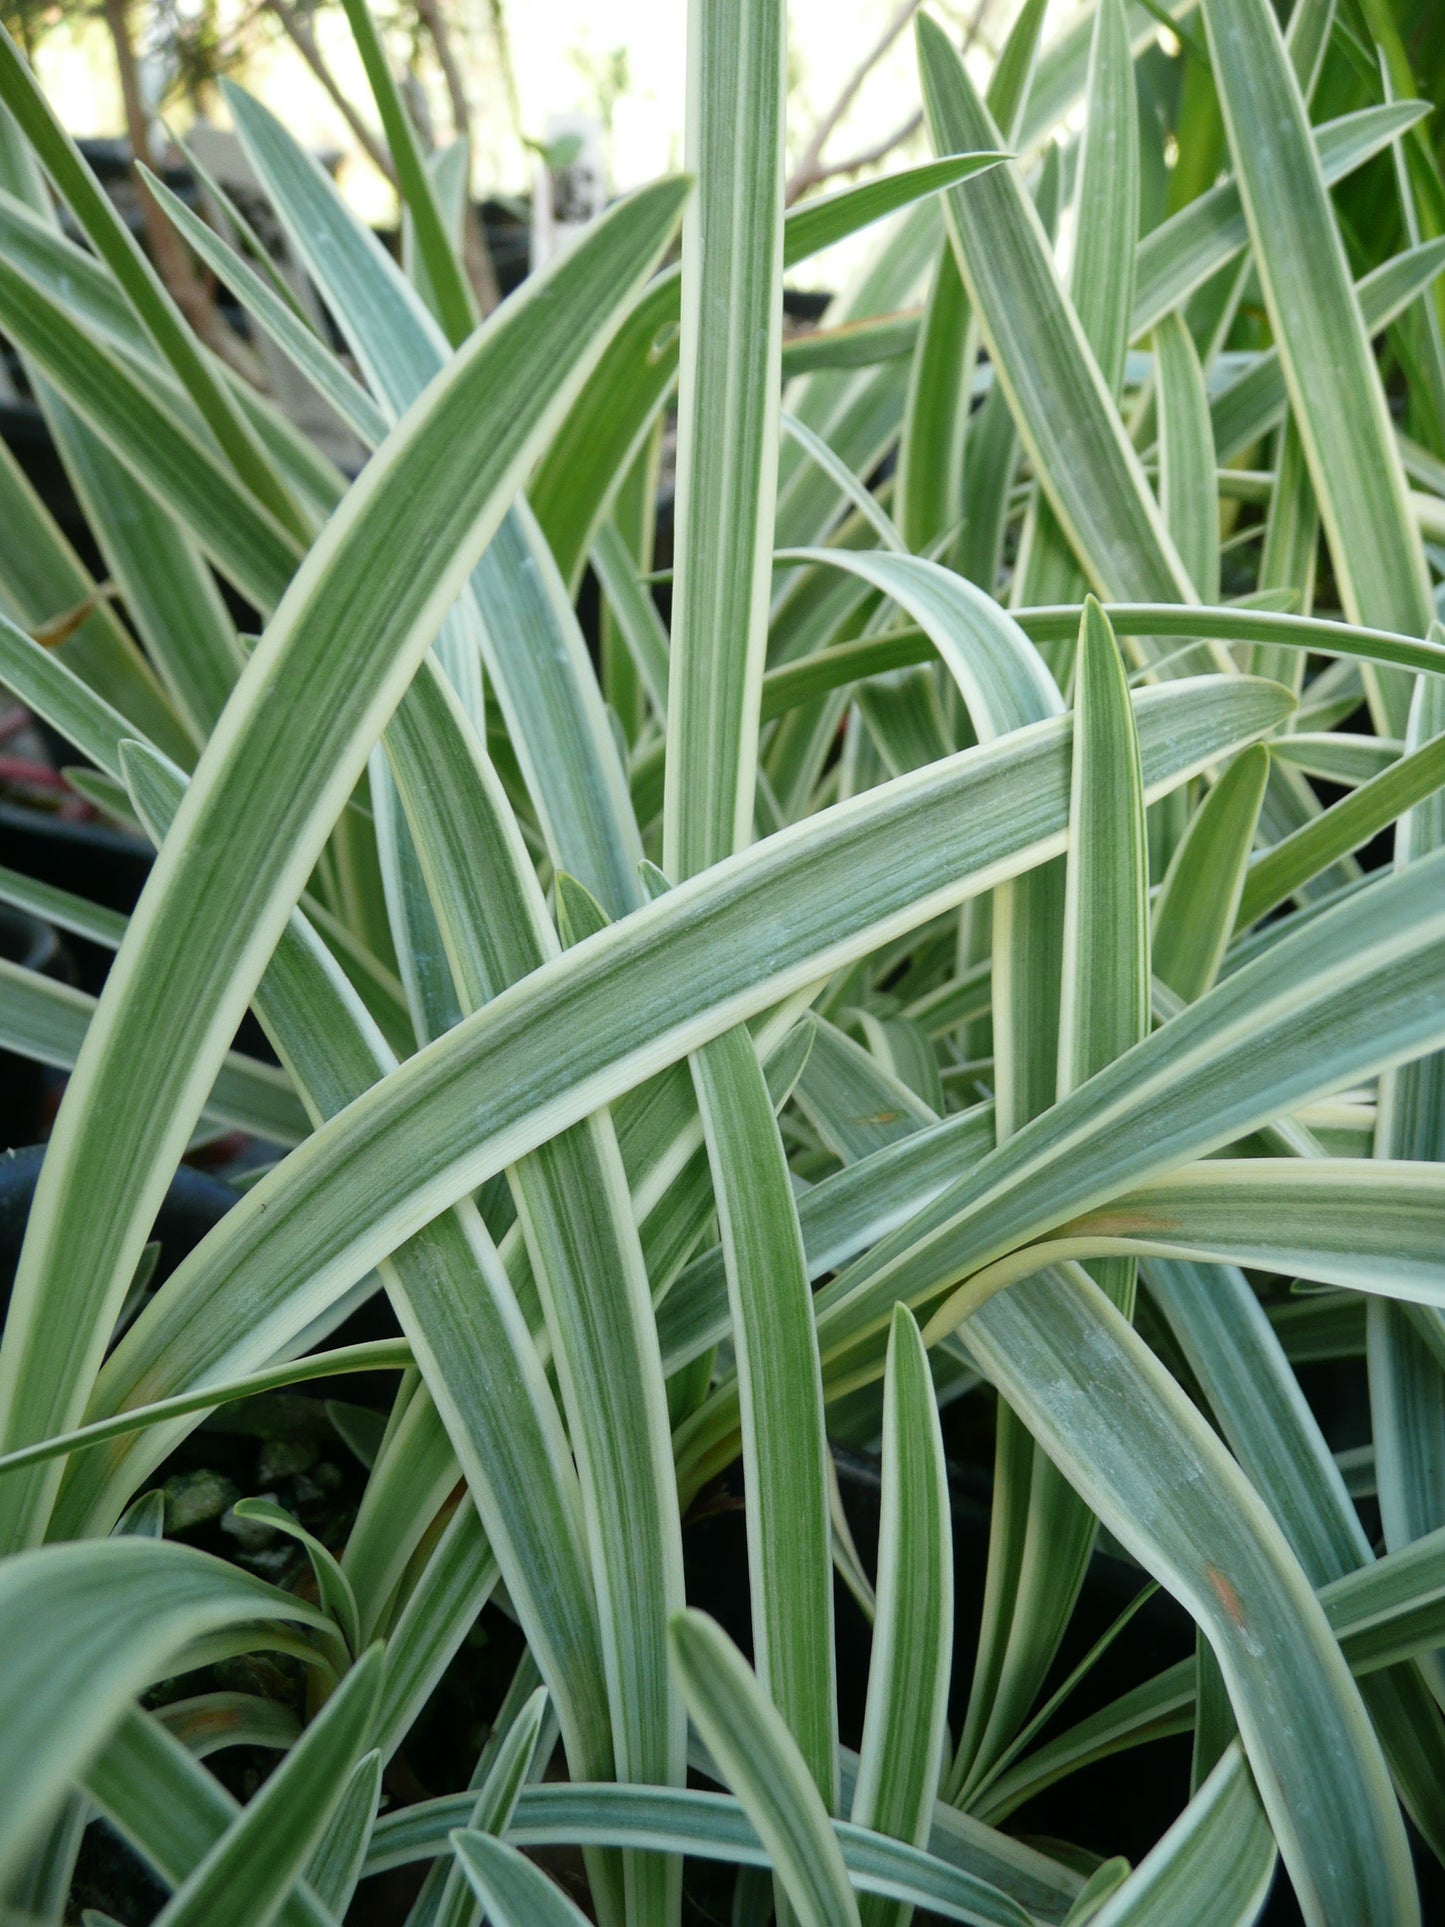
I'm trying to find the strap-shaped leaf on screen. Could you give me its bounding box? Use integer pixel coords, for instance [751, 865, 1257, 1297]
[1154, 317, 1220, 601]
[0, 1341, 410, 1482]
[1060, 1159, 1445, 1308]
[691, 1020, 839, 1805]
[1069, 0, 1138, 400]
[785, 153, 1005, 267]
[0, 1538, 333, 1888]
[152, 1648, 381, 1927]
[59, 676, 1290, 1550]
[1370, 668, 1445, 1646]
[0, 125, 251, 737]
[1271, 735, 1398, 785]
[852, 1306, 952, 1927]
[1253, 417, 1319, 691]
[1200, 0, 1433, 726]
[666, 2, 844, 1842]
[1013, 600, 1445, 673]
[332, 0, 474, 347]
[760, 601, 1445, 726]
[775, 549, 1062, 735]
[0, 24, 304, 537]
[384, 668, 685, 1921]
[303, 1751, 382, 1924]
[917, 12, 1194, 603]
[1236, 723, 1445, 926]
[0, 174, 689, 1553]
[894, 0, 1046, 562]
[590, 519, 671, 723]
[1013, 0, 1138, 617]
[374, 1783, 1044, 1927]
[959, 1265, 1416, 1924]
[406, 1689, 548, 1927]
[43, 391, 244, 738]
[665, 0, 784, 876]
[959, 600, 1150, 1788]
[896, 250, 971, 554]
[669, 1611, 860, 1927]
[381, 1771, 1069, 1922]
[1086, 1744, 1275, 1927]
[99, 742, 617, 1864]
[1059, 600, 1150, 1101]
[1153, 746, 1270, 1002]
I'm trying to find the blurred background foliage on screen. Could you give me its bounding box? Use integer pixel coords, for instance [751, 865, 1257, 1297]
[0, 0, 1440, 331]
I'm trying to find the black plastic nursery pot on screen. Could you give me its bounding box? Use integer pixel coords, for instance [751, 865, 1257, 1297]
[0, 798, 282, 1075]
[0, 801, 153, 1002]
[0, 1142, 241, 1319]
[0, 903, 67, 1147]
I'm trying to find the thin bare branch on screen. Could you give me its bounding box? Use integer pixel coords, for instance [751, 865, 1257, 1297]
[786, 0, 995, 203]
[413, 0, 469, 146]
[789, 107, 923, 201]
[261, 0, 397, 185]
[100, 0, 253, 374]
[787, 0, 925, 203]
[408, 0, 500, 310]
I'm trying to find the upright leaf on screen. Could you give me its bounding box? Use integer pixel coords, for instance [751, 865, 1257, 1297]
[1152, 746, 1270, 1003]
[918, 12, 1195, 604]
[1014, 0, 1138, 617]
[957, 601, 1150, 1790]
[665, 0, 837, 1818]
[385, 670, 685, 1924]
[669, 1613, 861, 1927]
[1154, 314, 1220, 601]
[664, 0, 784, 876]
[851, 1306, 952, 1927]
[152, 1649, 382, 1927]
[0, 177, 689, 1552]
[1200, 0, 1433, 729]
[1369, 667, 1445, 1694]
[1058, 600, 1151, 1108]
